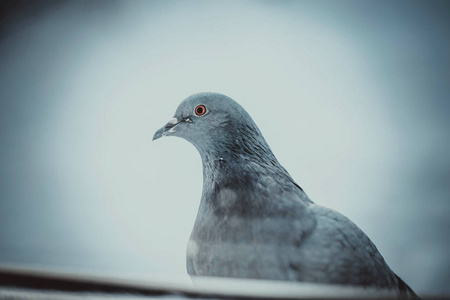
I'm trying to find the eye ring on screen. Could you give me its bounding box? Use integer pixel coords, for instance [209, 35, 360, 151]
[195, 104, 207, 116]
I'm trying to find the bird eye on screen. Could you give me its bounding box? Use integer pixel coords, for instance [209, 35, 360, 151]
[195, 105, 207, 116]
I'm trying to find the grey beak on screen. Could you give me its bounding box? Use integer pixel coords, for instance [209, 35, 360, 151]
[152, 127, 165, 141]
[152, 118, 179, 141]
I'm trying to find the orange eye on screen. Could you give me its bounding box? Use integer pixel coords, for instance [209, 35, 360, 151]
[195, 104, 207, 116]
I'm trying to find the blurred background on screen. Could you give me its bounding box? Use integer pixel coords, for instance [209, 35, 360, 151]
[0, 0, 449, 295]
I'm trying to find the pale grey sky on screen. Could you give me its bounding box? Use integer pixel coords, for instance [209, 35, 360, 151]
[1, 0, 449, 295]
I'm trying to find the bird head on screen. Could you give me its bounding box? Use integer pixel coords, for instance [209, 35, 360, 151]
[153, 92, 266, 157]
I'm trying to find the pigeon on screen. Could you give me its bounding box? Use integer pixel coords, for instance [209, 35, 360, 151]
[153, 92, 419, 299]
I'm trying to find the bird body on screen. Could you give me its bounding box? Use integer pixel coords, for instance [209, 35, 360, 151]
[153, 92, 419, 298]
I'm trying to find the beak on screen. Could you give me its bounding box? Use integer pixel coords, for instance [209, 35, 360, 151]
[152, 118, 179, 141]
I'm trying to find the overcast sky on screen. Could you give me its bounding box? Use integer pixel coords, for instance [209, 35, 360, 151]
[0, 0, 449, 295]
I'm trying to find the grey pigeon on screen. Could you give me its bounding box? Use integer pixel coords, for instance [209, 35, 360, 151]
[153, 92, 419, 298]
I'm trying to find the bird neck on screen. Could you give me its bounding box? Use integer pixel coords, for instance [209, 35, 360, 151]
[197, 149, 311, 220]
[198, 137, 281, 182]
[195, 122, 310, 207]
[199, 145, 302, 196]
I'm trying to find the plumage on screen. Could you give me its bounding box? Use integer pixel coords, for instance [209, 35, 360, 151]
[153, 92, 419, 299]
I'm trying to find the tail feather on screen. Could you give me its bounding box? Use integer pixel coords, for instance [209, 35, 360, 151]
[395, 274, 421, 300]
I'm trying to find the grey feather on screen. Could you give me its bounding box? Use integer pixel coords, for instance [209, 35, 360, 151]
[153, 92, 419, 299]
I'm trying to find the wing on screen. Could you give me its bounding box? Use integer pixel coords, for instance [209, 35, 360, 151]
[289, 204, 400, 289]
